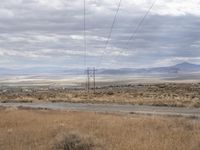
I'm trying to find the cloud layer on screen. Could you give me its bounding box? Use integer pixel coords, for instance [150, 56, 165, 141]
[0, 0, 200, 69]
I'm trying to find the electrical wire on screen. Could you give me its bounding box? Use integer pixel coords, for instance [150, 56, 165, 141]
[84, 0, 87, 68]
[104, 0, 122, 50]
[96, 0, 122, 69]
[125, 0, 158, 48]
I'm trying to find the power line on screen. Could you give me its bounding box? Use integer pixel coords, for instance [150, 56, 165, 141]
[125, 0, 158, 48]
[104, 0, 122, 50]
[97, 0, 156, 68]
[83, 0, 89, 92]
[96, 0, 122, 68]
[107, 0, 157, 69]
[83, 0, 87, 68]
[83, 1, 96, 93]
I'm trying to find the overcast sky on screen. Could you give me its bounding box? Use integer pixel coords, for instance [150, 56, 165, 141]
[0, 0, 200, 69]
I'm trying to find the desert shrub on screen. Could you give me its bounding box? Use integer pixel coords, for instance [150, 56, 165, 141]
[193, 101, 200, 108]
[107, 91, 114, 95]
[52, 132, 103, 150]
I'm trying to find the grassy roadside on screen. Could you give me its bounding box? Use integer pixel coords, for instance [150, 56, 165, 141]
[0, 108, 200, 150]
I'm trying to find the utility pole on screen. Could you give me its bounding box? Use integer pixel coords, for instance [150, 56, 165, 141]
[86, 68, 90, 93]
[85, 67, 96, 94]
[93, 67, 96, 94]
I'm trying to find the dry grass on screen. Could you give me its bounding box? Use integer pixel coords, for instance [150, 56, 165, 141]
[1, 83, 200, 107]
[0, 108, 200, 150]
[52, 132, 102, 150]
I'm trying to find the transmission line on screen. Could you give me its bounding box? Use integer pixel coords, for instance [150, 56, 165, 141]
[83, 0, 87, 68]
[96, 0, 122, 68]
[104, 0, 122, 50]
[125, 0, 158, 48]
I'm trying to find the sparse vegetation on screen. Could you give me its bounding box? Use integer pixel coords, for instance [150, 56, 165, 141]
[1, 83, 200, 107]
[52, 132, 102, 150]
[0, 108, 200, 150]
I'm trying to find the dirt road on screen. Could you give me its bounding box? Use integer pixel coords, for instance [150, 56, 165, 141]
[1, 102, 200, 118]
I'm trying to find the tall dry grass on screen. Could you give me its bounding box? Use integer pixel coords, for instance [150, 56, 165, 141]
[0, 108, 200, 150]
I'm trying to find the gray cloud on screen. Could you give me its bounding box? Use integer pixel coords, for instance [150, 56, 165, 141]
[0, 0, 200, 69]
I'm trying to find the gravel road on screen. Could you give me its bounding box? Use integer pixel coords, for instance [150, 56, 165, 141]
[1, 102, 200, 118]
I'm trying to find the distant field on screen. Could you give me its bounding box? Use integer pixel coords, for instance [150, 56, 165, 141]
[0, 74, 200, 107]
[0, 82, 200, 108]
[1, 73, 200, 87]
[0, 108, 199, 150]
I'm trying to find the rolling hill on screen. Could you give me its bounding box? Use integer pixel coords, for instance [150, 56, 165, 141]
[0, 62, 200, 75]
[98, 62, 200, 75]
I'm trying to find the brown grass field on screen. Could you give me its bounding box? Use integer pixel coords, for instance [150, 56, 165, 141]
[1, 83, 200, 107]
[0, 108, 200, 150]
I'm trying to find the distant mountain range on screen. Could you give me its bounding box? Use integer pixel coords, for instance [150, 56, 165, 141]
[0, 67, 84, 75]
[97, 62, 200, 75]
[0, 62, 200, 75]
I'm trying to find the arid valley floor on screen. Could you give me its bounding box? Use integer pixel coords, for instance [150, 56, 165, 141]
[1, 79, 200, 149]
[1, 82, 200, 108]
